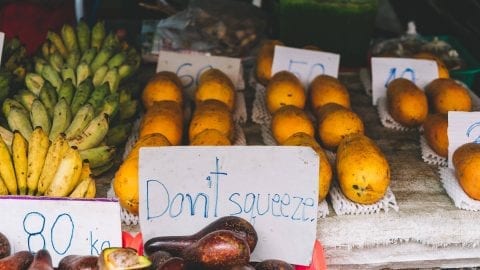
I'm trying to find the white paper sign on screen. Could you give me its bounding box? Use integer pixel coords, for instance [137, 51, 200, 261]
[0, 32, 5, 66]
[0, 197, 122, 266]
[271, 45, 340, 86]
[447, 111, 480, 168]
[371, 57, 439, 105]
[156, 50, 241, 98]
[139, 146, 319, 266]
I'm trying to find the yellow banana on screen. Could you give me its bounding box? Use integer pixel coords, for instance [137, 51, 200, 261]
[44, 146, 83, 197]
[0, 176, 8, 195]
[85, 177, 96, 198]
[26, 127, 51, 195]
[36, 134, 69, 196]
[12, 131, 28, 195]
[0, 135, 17, 194]
[49, 98, 72, 141]
[69, 161, 91, 198]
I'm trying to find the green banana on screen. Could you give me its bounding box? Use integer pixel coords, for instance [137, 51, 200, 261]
[30, 99, 51, 134]
[91, 21, 106, 50]
[90, 47, 113, 73]
[48, 51, 64, 72]
[47, 31, 68, 58]
[14, 90, 36, 111]
[98, 93, 119, 118]
[92, 65, 109, 87]
[64, 103, 94, 140]
[87, 83, 110, 109]
[61, 66, 76, 86]
[34, 57, 48, 74]
[41, 64, 62, 90]
[102, 32, 119, 51]
[76, 62, 91, 86]
[91, 162, 113, 177]
[76, 20, 91, 53]
[41, 42, 51, 59]
[25, 73, 45, 95]
[0, 126, 14, 148]
[118, 64, 135, 80]
[118, 99, 138, 121]
[102, 67, 120, 93]
[49, 98, 72, 141]
[68, 113, 109, 150]
[2, 98, 26, 117]
[61, 24, 79, 53]
[106, 122, 132, 146]
[79, 145, 116, 168]
[71, 78, 93, 115]
[6, 107, 33, 141]
[58, 79, 75, 105]
[80, 48, 97, 65]
[39, 82, 58, 118]
[107, 52, 126, 69]
[65, 51, 80, 69]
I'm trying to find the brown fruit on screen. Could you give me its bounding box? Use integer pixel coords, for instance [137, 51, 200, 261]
[28, 249, 53, 270]
[423, 113, 448, 157]
[0, 251, 33, 270]
[309, 74, 350, 110]
[142, 71, 184, 109]
[386, 78, 428, 127]
[256, 40, 284, 85]
[254, 259, 294, 270]
[453, 143, 480, 200]
[282, 132, 332, 201]
[316, 103, 364, 151]
[336, 134, 390, 204]
[57, 255, 99, 270]
[139, 101, 183, 145]
[266, 71, 306, 114]
[196, 68, 236, 111]
[0, 233, 10, 260]
[271, 105, 314, 144]
[189, 99, 234, 142]
[425, 78, 472, 114]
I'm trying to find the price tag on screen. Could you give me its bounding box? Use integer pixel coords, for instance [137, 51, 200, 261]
[0, 32, 5, 66]
[371, 57, 438, 105]
[0, 197, 122, 266]
[139, 146, 319, 266]
[271, 45, 340, 86]
[156, 50, 242, 98]
[447, 111, 480, 168]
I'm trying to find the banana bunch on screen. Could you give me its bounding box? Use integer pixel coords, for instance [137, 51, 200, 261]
[0, 126, 96, 197]
[29, 21, 140, 145]
[0, 38, 32, 105]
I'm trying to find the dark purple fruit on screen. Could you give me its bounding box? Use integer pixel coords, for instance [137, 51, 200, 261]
[181, 230, 250, 270]
[57, 255, 98, 270]
[255, 259, 294, 270]
[0, 251, 34, 270]
[144, 216, 257, 256]
[0, 233, 10, 259]
[28, 249, 53, 270]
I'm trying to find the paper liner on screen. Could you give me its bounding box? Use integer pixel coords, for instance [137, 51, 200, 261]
[419, 135, 447, 167]
[438, 167, 480, 211]
[111, 92, 248, 225]
[377, 97, 419, 131]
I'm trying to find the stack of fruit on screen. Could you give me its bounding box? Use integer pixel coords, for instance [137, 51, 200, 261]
[1, 21, 142, 178]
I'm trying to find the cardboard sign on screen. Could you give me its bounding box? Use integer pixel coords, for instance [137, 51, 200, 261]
[0, 32, 4, 66]
[0, 197, 122, 266]
[156, 50, 241, 98]
[371, 57, 438, 105]
[139, 146, 319, 266]
[447, 111, 480, 168]
[271, 45, 340, 86]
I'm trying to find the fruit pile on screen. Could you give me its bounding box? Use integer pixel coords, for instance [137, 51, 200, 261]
[255, 40, 391, 205]
[0, 21, 142, 183]
[0, 126, 96, 197]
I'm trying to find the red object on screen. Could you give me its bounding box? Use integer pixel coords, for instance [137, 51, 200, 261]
[122, 231, 144, 255]
[0, 1, 75, 54]
[295, 240, 328, 270]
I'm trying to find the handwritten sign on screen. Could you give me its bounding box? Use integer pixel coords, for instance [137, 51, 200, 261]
[0, 32, 4, 66]
[156, 50, 241, 98]
[0, 197, 122, 266]
[139, 146, 319, 266]
[447, 111, 480, 168]
[371, 57, 438, 105]
[271, 45, 340, 86]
